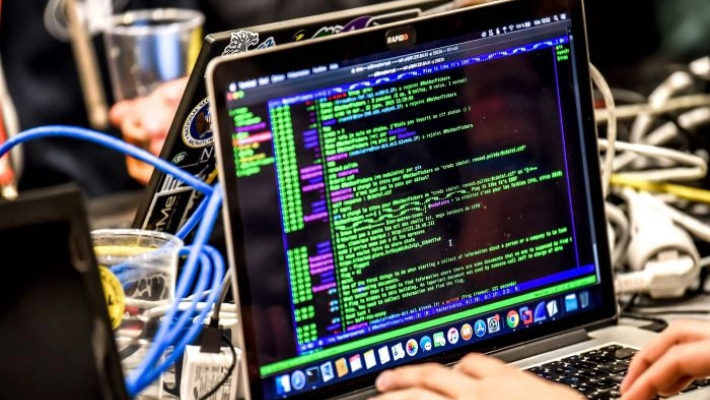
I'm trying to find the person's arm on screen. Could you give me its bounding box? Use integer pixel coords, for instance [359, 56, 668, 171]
[372, 353, 581, 400]
[620, 319, 710, 400]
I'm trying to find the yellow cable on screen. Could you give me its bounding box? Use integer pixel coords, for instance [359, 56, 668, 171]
[611, 174, 710, 204]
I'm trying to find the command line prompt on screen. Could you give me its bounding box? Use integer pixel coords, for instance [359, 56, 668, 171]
[226, 30, 597, 363]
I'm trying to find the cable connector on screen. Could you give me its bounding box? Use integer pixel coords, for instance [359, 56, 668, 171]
[182, 328, 240, 400]
[200, 323, 224, 354]
[617, 190, 701, 299]
[616, 251, 697, 299]
[689, 56, 710, 81]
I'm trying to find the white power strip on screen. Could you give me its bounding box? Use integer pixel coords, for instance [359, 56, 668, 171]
[179, 345, 242, 400]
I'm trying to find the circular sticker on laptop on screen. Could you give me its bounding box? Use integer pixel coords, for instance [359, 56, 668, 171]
[182, 97, 213, 148]
[98, 266, 125, 330]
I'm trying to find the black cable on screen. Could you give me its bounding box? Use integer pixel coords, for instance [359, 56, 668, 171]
[207, 271, 233, 330]
[631, 309, 710, 315]
[619, 292, 639, 313]
[196, 332, 237, 400]
[631, 290, 708, 309]
[620, 311, 668, 332]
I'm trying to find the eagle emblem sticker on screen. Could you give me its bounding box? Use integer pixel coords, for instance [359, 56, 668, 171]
[182, 97, 213, 148]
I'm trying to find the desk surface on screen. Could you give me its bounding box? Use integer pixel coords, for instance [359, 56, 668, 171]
[620, 279, 710, 329]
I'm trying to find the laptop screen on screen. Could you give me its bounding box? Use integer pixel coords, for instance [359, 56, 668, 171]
[208, 1, 614, 399]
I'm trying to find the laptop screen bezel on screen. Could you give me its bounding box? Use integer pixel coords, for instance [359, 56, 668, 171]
[207, 1, 617, 399]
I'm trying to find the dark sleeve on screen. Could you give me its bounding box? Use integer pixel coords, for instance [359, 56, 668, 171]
[0, 0, 143, 197]
[0, 0, 200, 197]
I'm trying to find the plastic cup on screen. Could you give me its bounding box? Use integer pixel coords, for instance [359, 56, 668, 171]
[92, 228, 183, 400]
[102, 8, 204, 101]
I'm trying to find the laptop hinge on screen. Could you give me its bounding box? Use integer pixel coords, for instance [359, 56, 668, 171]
[491, 329, 591, 363]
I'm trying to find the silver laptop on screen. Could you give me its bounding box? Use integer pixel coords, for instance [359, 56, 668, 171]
[205, 0, 710, 399]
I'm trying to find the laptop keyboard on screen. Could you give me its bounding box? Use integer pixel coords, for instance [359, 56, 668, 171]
[527, 344, 710, 400]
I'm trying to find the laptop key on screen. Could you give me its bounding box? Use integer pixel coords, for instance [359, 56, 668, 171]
[583, 370, 608, 379]
[581, 350, 603, 358]
[586, 391, 614, 400]
[529, 366, 544, 374]
[569, 361, 598, 371]
[611, 348, 636, 360]
[545, 361, 563, 369]
[590, 377, 615, 390]
[559, 376, 583, 386]
[597, 363, 628, 373]
[540, 372, 556, 380]
[525, 346, 695, 399]
[586, 356, 617, 364]
[562, 355, 582, 363]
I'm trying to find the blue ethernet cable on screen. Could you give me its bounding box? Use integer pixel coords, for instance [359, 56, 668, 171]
[145, 245, 212, 353]
[0, 125, 211, 241]
[130, 244, 226, 396]
[125, 249, 214, 395]
[0, 125, 226, 399]
[177, 195, 209, 240]
[127, 183, 225, 396]
[130, 182, 223, 375]
[0, 125, 213, 196]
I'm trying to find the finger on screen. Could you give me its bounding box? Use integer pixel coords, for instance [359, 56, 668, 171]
[370, 387, 451, 400]
[453, 353, 508, 379]
[621, 319, 710, 393]
[120, 114, 149, 146]
[657, 376, 694, 398]
[136, 100, 178, 153]
[126, 157, 152, 186]
[152, 77, 188, 105]
[109, 99, 138, 127]
[621, 341, 710, 400]
[120, 112, 153, 185]
[375, 364, 474, 397]
[138, 97, 175, 136]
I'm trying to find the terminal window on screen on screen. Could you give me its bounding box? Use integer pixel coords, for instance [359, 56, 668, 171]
[226, 26, 597, 370]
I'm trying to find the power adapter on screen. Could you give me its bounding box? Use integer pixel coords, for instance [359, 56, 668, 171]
[179, 326, 241, 400]
[616, 190, 700, 299]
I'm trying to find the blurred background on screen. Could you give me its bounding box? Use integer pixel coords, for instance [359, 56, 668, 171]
[1, 0, 708, 198]
[586, 0, 709, 91]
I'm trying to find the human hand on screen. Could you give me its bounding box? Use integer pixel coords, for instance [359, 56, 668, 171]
[371, 353, 581, 400]
[109, 77, 188, 185]
[620, 319, 710, 400]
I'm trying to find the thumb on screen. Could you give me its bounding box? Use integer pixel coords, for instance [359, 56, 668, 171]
[109, 100, 138, 127]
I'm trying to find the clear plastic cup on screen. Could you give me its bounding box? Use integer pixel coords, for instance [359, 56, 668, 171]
[92, 228, 183, 400]
[102, 8, 204, 101]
